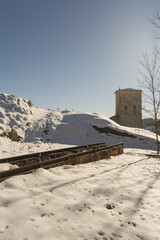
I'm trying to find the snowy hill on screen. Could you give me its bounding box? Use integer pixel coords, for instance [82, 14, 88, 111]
[0, 92, 157, 157]
[0, 93, 160, 240]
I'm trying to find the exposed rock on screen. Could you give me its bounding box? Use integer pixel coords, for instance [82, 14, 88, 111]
[105, 203, 115, 210]
[93, 125, 136, 138]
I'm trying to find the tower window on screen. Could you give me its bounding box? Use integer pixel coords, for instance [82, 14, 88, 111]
[124, 106, 127, 110]
[133, 105, 136, 111]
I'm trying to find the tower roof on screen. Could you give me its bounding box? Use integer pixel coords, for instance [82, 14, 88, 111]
[115, 88, 142, 94]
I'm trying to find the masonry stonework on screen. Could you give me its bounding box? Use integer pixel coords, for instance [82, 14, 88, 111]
[111, 89, 142, 128]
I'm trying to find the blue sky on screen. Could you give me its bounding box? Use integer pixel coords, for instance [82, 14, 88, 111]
[0, 0, 160, 117]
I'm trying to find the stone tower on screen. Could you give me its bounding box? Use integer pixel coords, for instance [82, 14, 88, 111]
[111, 88, 142, 128]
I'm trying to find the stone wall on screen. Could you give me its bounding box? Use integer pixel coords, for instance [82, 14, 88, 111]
[111, 89, 142, 128]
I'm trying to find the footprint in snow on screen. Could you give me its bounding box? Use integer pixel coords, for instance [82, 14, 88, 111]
[128, 221, 136, 227]
[98, 231, 105, 236]
[41, 213, 46, 217]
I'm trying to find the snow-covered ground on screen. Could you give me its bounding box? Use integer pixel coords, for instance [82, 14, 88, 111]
[0, 92, 157, 150]
[0, 92, 160, 240]
[0, 149, 159, 240]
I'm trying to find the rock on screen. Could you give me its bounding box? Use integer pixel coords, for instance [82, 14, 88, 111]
[105, 203, 115, 209]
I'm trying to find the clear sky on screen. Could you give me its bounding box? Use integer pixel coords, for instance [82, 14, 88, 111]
[0, 0, 160, 117]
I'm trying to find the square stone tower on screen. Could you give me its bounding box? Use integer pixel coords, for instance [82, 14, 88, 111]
[111, 88, 142, 128]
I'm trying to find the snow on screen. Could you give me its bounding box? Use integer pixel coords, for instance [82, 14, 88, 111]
[0, 92, 157, 149]
[0, 92, 160, 240]
[0, 149, 160, 240]
[0, 136, 72, 159]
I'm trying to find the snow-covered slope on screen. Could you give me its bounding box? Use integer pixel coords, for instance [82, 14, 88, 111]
[0, 92, 157, 152]
[0, 93, 160, 240]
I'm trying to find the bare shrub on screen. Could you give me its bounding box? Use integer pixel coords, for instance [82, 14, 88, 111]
[8, 129, 20, 142]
